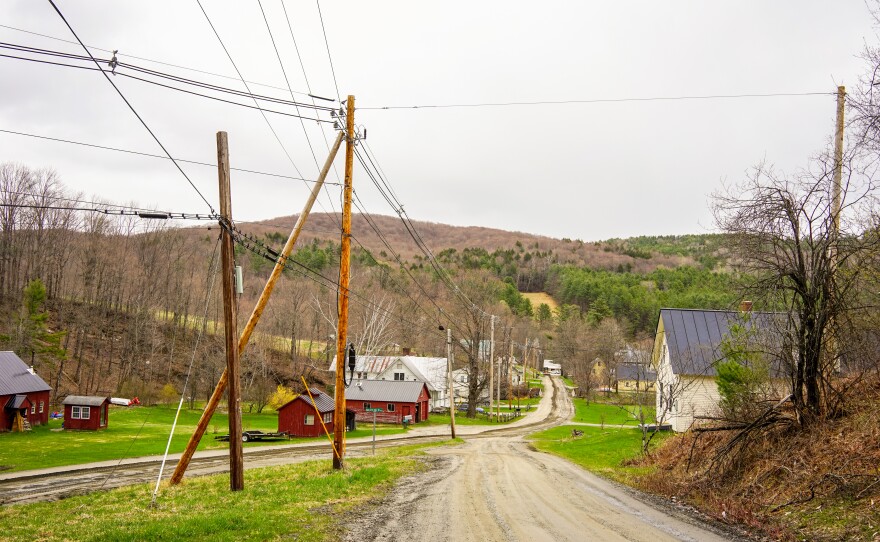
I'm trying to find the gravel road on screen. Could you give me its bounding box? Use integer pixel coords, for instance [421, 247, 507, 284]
[345, 377, 740, 542]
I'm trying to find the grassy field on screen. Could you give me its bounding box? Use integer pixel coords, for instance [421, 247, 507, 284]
[528, 425, 668, 483]
[0, 441, 449, 542]
[0, 404, 406, 472]
[521, 292, 559, 312]
[572, 398, 655, 426]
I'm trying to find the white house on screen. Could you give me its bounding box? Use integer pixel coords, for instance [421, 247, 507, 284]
[330, 355, 450, 410]
[542, 360, 562, 376]
[653, 308, 786, 432]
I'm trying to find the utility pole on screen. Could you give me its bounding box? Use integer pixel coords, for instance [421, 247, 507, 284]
[496, 330, 502, 421]
[447, 327, 456, 439]
[489, 315, 495, 421]
[333, 94, 356, 470]
[170, 131, 344, 485]
[509, 337, 515, 411]
[832, 86, 846, 238]
[217, 131, 243, 491]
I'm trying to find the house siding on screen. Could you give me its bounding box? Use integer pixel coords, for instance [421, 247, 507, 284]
[63, 401, 109, 430]
[1, 390, 50, 431]
[346, 385, 431, 424]
[278, 397, 333, 438]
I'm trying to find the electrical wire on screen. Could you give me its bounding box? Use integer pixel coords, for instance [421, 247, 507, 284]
[0, 202, 216, 220]
[315, 0, 341, 103]
[0, 23, 315, 97]
[360, 92, 836, 110]
[45, 0, 216, 214]
[0, 128, 341, 186]
[0, 49, 332, 123]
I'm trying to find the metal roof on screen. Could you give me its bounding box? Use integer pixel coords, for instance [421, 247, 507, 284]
[659, 309, 784, 377]
[0, 351, 51, 396]
[281, 390, 335, 413]
[616, 362, 657, 381]
[62, 395, 110, 406]
[5, 394, 29, 409]
[330, 355, 447, 392]
[344, 380, 429, 403]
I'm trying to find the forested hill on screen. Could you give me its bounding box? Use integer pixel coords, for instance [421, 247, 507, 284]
[244, 213, 721, 274]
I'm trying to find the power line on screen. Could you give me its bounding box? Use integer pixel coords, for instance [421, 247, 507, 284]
[315, 0, 341, 103]
[0, 128, 341, 186]
[46, 0, 215, 214]
[195, 0, 306, 180]
[0, 23, 318, 98]
[360, 92, 835, 110]
[0, 202, 216, 220]
[0, 48, 332, 123]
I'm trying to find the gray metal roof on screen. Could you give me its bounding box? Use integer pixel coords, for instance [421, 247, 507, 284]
[0, 351, 51, 396]
[62, 395, 110, 406]
[344, 380, 429, 403]
[282, 390, 335, 413]
[659, 309, 784, 377]
[616, 362, 656, 381]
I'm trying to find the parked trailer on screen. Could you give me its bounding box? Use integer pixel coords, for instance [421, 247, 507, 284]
[214, 430, 290, 442]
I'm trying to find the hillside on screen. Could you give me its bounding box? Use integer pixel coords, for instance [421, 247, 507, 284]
[238, 213, 706, 274]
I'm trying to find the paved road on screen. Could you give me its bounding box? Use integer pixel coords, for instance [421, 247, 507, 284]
[346, 377, 737, 542]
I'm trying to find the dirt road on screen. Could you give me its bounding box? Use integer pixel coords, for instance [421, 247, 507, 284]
[347, 377, 737, 542]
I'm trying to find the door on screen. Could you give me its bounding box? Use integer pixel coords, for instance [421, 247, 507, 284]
[415, 404, 421, 423]
[101, 405, 106, 427]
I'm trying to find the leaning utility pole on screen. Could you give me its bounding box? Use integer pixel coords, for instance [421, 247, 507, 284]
[170, 131, 344, 485]
[446, 327, 456, 439]
[217, 131, 243, 491]
[489, 315, 495, 421]
[333, 95, 356, 470]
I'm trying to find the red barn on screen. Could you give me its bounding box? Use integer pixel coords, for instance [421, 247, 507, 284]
[345, 380, 431, 424]
[62, 396, 110, 430]
[0, 351, 51, 432]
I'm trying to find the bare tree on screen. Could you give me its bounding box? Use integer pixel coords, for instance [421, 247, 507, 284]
[712, 155, 879, 425]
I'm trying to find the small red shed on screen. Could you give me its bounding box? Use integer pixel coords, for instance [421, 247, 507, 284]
[62, 395, 110, 430]
[0, 351, 51, 431]
[345, 380, 431, 424]
[278, 389, 335, 438]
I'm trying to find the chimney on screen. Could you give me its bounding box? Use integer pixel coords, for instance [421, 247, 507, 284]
[28, 365, 35, 375]
[740, 300, 753, 313]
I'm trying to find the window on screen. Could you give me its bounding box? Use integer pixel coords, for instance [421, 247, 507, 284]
[387, 403, 395, 412]
[71, 405, 90, 420]
[39, 401, 44, 413]
[323, 412, 332, 423]
[30, 404, 35, 414]
[304, 414, 315, 426]
[363, 402, 371, 410]
[393, 372, 405, 381]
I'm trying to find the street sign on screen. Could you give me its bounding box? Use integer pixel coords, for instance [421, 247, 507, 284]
[365, 408, 384, 412]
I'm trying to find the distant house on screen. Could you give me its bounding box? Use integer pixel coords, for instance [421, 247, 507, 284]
[331, 355, 450, 410]
[0, 351, 51, 432]
[613, 346, 656, 392]
[345, 380, 431, 424]
[542, 360, 562, 376]
[62, 395, 110, 430]
[653, 308, 786, 432]
[277, 389, 354, 437]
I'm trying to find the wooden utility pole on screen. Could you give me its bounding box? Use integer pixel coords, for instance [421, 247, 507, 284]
[170, 131, 344, 485]
[447, 327, 456, 439]
[496, 330, 502, 421]
[509, 338, 515, 410]
[216, 131, 243, 490]
[333, 94, 356, 470]
[832, 86, 846, 237]
[489, 315, 495, 421]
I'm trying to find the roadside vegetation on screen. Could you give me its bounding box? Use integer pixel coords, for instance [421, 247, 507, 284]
[0, 442, 446, 542]
[529, 425, 669, 484]
[571, 398, 654, 427]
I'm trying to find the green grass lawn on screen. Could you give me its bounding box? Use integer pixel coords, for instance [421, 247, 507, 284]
[528, 425, 668, 483]
[0, 404, 405, 472]
[0, 441, 448, 542]
[561, 376, 576, 387]
[571, 398, 655, 426]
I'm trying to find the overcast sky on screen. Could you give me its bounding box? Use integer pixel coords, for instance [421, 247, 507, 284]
[0, 1, 875, 241]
